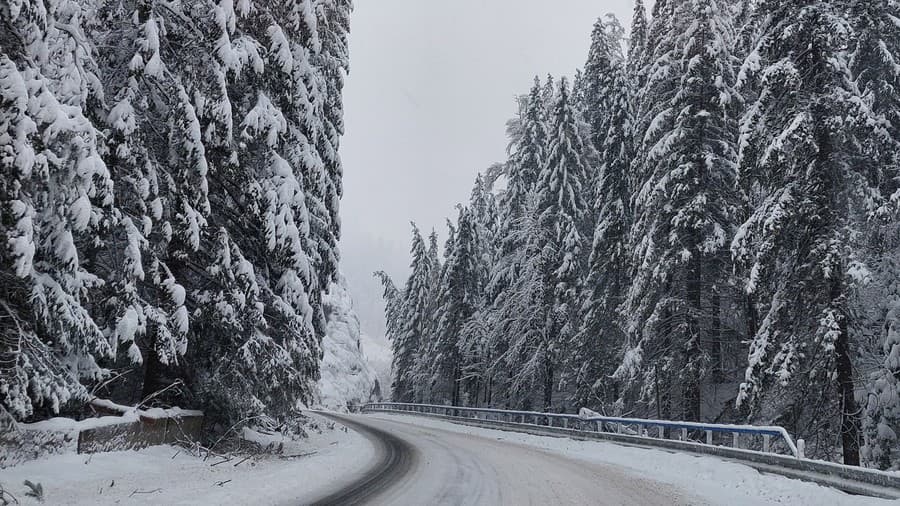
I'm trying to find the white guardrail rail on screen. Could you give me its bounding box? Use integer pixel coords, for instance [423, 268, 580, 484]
[359, 402, 900, 499]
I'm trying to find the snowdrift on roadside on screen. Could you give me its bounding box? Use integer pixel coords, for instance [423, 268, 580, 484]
[316, 275, 379, 410]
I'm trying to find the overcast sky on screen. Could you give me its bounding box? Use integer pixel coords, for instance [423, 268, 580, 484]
[339, 0, 637, 340]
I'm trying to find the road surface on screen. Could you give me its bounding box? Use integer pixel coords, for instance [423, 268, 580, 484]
[311, 413, 703, 505]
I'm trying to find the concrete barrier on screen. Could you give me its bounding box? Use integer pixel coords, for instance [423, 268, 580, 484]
[77, 412, 204, 454]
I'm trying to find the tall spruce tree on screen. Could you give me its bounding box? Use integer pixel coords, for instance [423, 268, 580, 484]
[490, 79, 548, 297]
[429, 208, 482, 405]
[391, 225, 432, 402]
[534, 77, 591, 410]
[733, 0, 878, 465]
[0, 2, 116, 419]
[622, 0, 739, 422]
[574, 14, 632, 410]
[849, 0, 900, 470]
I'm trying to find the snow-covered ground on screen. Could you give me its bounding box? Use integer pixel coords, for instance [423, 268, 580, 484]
[0, 415, 373, 506]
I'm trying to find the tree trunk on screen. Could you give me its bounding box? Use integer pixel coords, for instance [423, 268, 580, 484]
[832, 275, 861, 466]
[683, 247, 703, 422]
[543, 359, 554, 412]
[141, 344, 164, 401]
[711, 290, 723, 382]
[451, 362, 461, 406]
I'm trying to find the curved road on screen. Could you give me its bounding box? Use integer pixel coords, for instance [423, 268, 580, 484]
[309, 413, 702, 505]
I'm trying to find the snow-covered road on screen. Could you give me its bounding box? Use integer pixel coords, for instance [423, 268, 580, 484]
[309, 413, 893, 506]
[312, 413, 703, 505]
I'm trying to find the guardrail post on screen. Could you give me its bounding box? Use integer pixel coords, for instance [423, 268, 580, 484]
[616, 423, 622, 434]
[706, 430, 712, 445]
[732, 432, 739, 449]
[658, 426, 664, 439]
[563, 418, 568, 429]
[596, 421, 601, 432]
[797, 439, 805, 459]
[681, 428, 687, 441]
[763, 434, 771, 453]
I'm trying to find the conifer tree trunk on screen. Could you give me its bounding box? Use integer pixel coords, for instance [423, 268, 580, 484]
[711, 291, 723, 382]
[745, 294, 758, 345]
[832, 274, 861, 466]
[684, 247, 703, 422]
[543, 360, 554, 411]
[452, 362, 462, 406]
[141, 346, 164, 401]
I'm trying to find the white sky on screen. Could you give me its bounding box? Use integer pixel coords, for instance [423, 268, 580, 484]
[339, 0, 637, 339]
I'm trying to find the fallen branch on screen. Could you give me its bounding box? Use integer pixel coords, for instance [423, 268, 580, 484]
[210, 457, 233, 467]
[0, 483, 20, 505]
[233, 456, 253, 467]
[137, 380, 184, 410]
[279, 450, 317, 460]
[214, 480, 232, 487]
[205, 415, 267, 459]
[129, 488, 162, 497]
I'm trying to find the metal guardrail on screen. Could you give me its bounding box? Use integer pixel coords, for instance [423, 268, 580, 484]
[363, 402, 799, 457]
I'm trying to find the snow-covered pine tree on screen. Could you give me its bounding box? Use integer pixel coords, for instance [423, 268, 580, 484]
[534, 77, 591, 410]
[628, 0, 682, 208]
[848, 0, 900, 470]
[858, 229, 900, 470]
[622, 0, 740, 422]
[428, 208, 483, 405]
[390, 225, 433, 402]
[583, 15, 627, 159]
[315, 0, 354, 287]
[479, 85, 546, 407]
[541, 74, 556, 117]
[849, 0, 900, 191]
[732, 0, 881, 465]
[450, 177, 497, 405]
[485, 193, 552, 409]
[0, 2, 116, 419]
[573, 14, 631, 410]
[407, 229, 444, 403]
[90, 0, 206, 404]
[490, 79, 548, 298]
[375, 270, 404, 348]
[170, 0, 326, 423]
[627, 0, 648, 76]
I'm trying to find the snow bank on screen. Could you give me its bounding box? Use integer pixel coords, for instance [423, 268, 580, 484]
[316, 275, 379, 410]
[0, 414, 373, 505]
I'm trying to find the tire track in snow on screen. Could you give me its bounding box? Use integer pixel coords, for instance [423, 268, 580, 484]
[310, 412, 417, 505]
